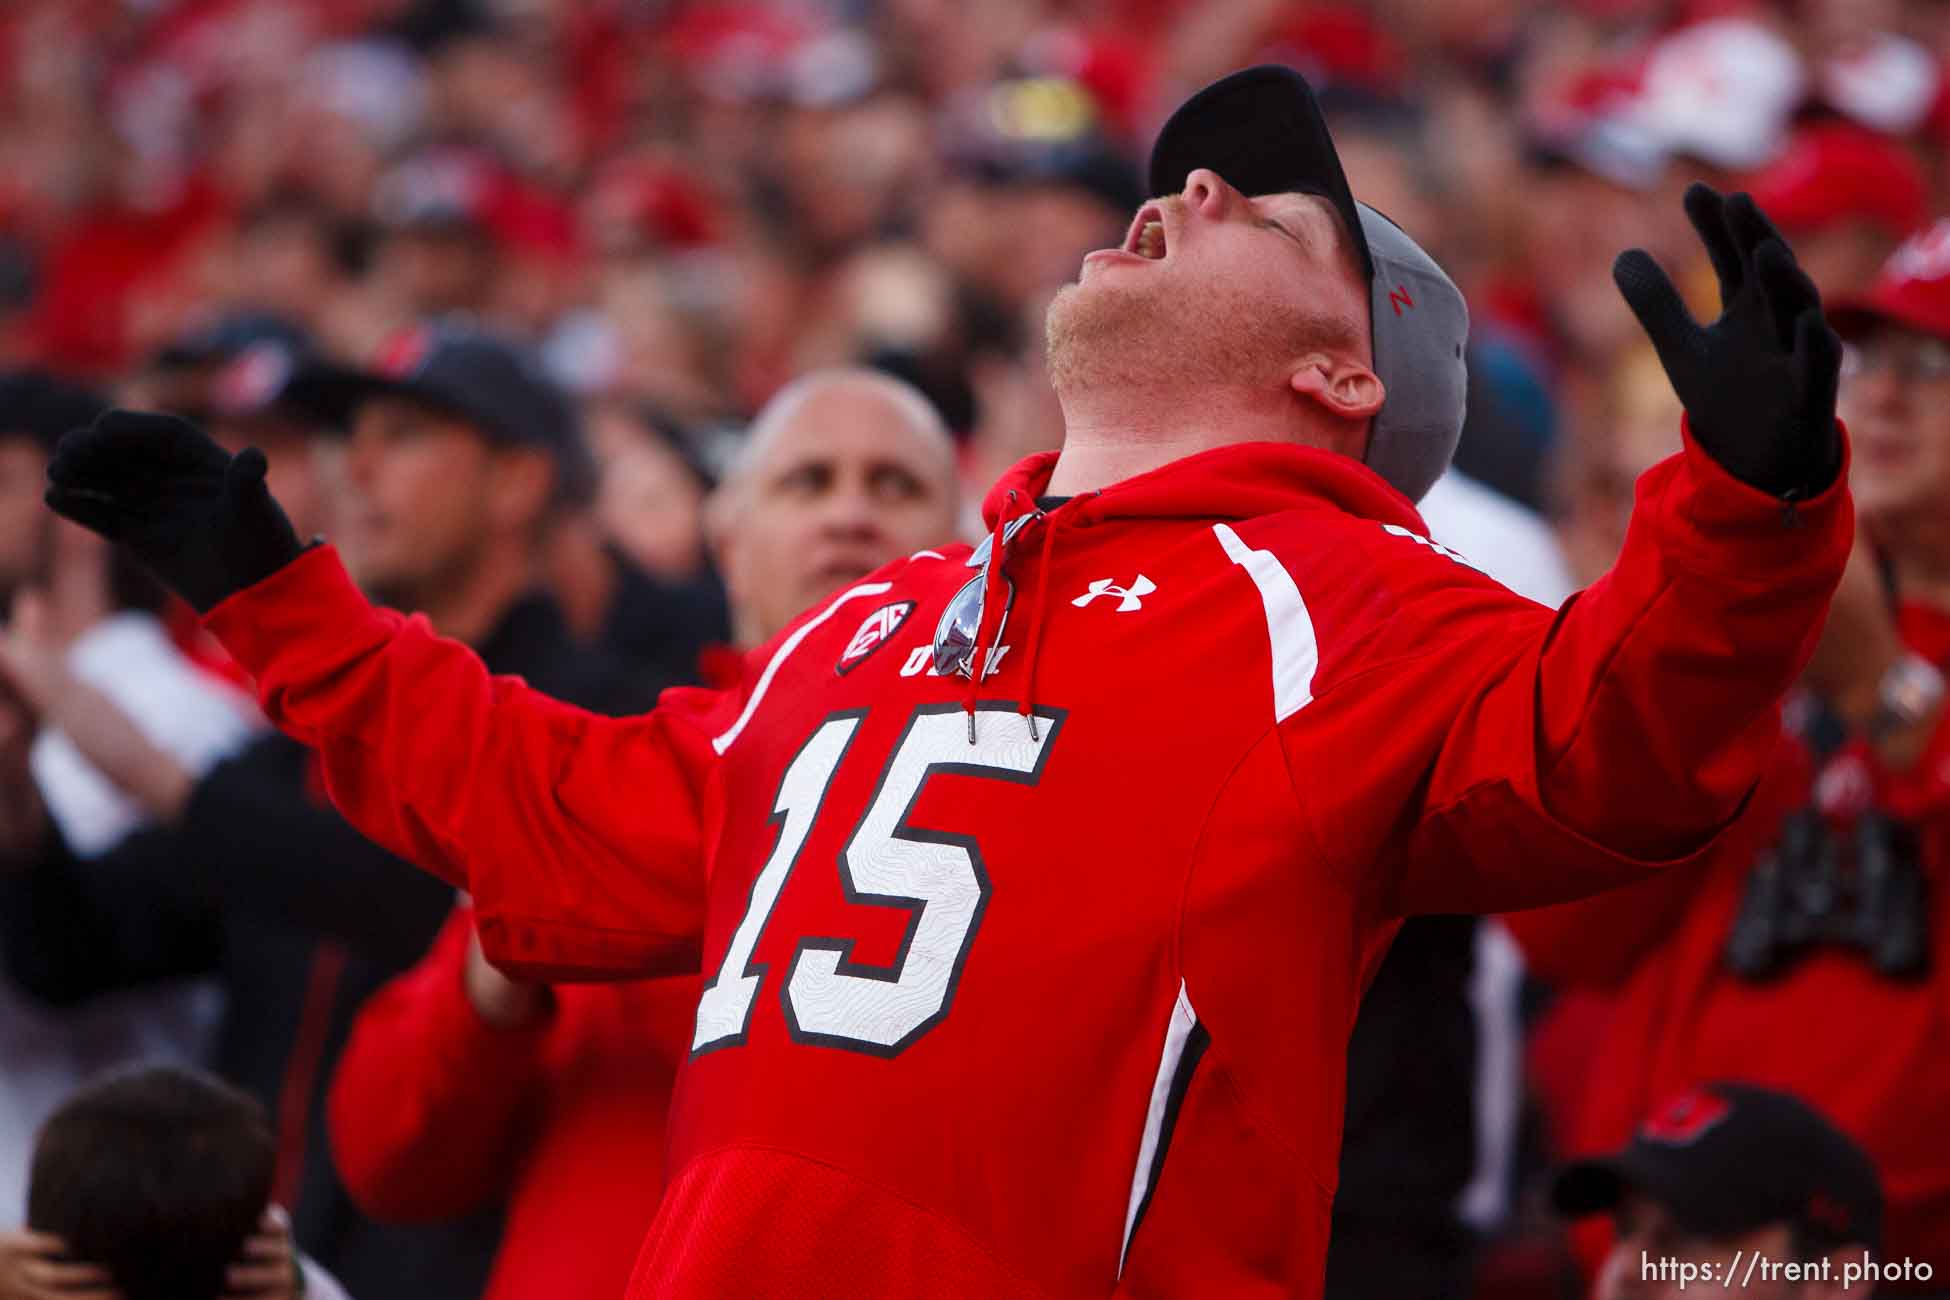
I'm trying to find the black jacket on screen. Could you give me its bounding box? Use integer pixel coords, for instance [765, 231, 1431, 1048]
[599, 547, 730, 687]
[1326, 915, 1483, 1299]
[0, 591, 661, 1300]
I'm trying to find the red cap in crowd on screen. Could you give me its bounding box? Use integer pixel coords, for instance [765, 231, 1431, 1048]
[1748, 124, 1928, 240]
[1258, 6, 1409, 99]
[1829, 219, 1950, 341]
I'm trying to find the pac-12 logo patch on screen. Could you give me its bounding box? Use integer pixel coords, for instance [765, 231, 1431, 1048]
[837, 601, 915, 675]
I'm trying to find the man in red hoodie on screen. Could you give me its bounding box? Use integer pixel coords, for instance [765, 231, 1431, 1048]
[40, 67, 1852, 1299]
[1509, 223, 1950, 1296]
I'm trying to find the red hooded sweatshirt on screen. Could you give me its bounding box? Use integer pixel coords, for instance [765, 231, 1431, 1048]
[326, 905, 698, 1300]
[205, 432, 1848, 1299]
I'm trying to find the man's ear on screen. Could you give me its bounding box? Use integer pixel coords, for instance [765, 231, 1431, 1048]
[1290, 356, 1385, 424]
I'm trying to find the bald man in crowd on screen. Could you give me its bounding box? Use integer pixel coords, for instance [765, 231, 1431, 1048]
[319, 366, 961, 1300]
[709, 367, 962, 647]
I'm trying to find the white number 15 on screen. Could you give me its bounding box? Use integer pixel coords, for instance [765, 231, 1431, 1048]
[691, 703, 1062, 1058]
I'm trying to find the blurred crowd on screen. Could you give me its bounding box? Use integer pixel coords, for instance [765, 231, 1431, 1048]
[0, 0, 1947, 1297]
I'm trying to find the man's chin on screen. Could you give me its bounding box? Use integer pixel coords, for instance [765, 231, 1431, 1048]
[1045, 275, 1168, 393]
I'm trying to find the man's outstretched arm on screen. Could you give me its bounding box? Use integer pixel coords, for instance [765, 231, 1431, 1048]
[43, 415, 722, 980]
[1332, 186, 1854, 916]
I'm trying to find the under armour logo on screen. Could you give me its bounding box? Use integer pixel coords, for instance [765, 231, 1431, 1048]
[1073, 576, 1156, 612]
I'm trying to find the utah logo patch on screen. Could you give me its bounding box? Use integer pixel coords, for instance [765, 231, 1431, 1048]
[836, 601, 915, 675]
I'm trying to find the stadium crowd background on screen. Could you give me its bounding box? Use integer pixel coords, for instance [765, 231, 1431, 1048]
[0, 0, 1946, 1297]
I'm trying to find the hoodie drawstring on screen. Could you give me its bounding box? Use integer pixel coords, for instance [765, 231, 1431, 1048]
[963, 492, 1068, 745]
[1014, 509, 1062, 742]
[965, 494, 1017, 743]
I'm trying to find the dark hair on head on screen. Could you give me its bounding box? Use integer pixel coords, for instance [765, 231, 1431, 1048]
[27, 1066, 276, 1300]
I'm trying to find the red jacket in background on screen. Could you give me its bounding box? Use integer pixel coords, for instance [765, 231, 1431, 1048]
[1506, 602, 1950, 1289]
[326, 906, 697, 1300]
[205, 435, 1848, 1299]
[26, 174, 230, 374]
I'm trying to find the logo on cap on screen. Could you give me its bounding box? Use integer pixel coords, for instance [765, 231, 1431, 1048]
[374, 326, 435, 379]
[213, 343, 294, 416]
[1388, 284, 1415, 316]
[1641, 1089, 1732, 1146]
[837, 601, 915, 675]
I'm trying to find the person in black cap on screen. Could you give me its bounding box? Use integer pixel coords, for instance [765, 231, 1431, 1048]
[40, 65, 1851, 1299]
[282, 320, 599, 639]
[1558, 1083, 1885, 1299]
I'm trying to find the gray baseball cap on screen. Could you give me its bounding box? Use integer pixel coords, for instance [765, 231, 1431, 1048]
[1149, 65, 1469, 504]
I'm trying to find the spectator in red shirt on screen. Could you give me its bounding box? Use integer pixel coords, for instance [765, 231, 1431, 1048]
[325, 907, 694, 1300]
[1506, 221, 1950, 1294]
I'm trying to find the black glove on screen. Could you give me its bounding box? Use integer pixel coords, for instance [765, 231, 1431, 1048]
[44, 409, 303, 612]
[1612, 183, 1843, 499]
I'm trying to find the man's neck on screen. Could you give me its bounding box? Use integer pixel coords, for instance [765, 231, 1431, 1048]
[1043, 386, 1347, 497]
[1879, 512, 1950, 613]
[414, 549, 537, 648]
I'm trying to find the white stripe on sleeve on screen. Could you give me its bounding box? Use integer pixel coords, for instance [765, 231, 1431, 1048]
[1213, 523, 1319, 723]
[711, 582, 894, 754]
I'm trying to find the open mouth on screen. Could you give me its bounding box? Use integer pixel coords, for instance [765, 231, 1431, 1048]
[1122, 204, 1168, 260]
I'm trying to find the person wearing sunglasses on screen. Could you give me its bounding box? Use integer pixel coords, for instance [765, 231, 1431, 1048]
[37, 67, 1851, 1300]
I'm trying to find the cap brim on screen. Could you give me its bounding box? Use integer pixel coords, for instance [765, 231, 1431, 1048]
[1551, 1158, 1632, 1219]
[281, 362, 492, 437]
[280, 363, 410, 434]
[1553, 1148, 1764, 1241]
[1147, 65, 1373, 279]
